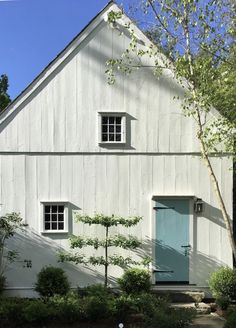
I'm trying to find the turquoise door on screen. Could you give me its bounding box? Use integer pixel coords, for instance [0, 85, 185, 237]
[155, 198, 190, 283]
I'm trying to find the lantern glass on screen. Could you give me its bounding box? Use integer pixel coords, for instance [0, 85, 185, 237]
[194, 199, 203, 213]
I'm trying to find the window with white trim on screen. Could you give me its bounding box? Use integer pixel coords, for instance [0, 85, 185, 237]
[41, 202, 68, 233]
[98, 112, 126, 144]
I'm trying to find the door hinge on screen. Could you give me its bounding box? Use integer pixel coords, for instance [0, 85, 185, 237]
[153, 269, 174, 273]
[153, 206, 175, 210]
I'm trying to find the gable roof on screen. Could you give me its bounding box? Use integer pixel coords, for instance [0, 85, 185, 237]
[0, 1, 115, 125]
[0, 0, 220, 127]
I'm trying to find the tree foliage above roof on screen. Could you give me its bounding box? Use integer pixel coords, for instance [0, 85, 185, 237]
[0, 74, 11, 112]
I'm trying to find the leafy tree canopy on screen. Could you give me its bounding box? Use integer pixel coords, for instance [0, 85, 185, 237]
[106, 0, 236, 259]
[0, 74, 11, 112]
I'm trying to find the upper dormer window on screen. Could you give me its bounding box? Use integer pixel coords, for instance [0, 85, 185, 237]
[98, 112, 126, 144]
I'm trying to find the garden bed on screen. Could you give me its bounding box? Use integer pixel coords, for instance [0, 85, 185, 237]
[0, 291, 196, 328]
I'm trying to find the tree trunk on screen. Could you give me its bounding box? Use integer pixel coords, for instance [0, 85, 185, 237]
[104, 226, 109, 287]
[197, 127, 236, 261]
[182, 2, 236, 262]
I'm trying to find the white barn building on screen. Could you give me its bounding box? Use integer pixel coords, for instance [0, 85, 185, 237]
[0, 2, 233, 297]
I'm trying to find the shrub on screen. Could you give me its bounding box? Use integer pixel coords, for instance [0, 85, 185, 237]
[0, 298, 29, 327]
[77, 284, 115, 321]
[23, 300, 52, 325]
[118, 268, 151, 294]
[49, 292, 84, 322]
[83, 295, 111, 321]
[112, 294, 138, 321]
[224, 309, 236, 328]
[133, 293, 169, 317]
[0, 275, 6, 295]
[209, 267, 236, 300]
[216, 295, 231, 310]
[35, 266, 70, 298]
[78, 283, 112, 299]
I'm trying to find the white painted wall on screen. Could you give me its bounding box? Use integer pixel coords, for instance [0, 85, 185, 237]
[0, 21, 198, 154]
[0, 8, 233, 296]
[0, 154, 233, 295]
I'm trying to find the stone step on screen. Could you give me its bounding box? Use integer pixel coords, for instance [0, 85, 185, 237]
[171, 302, 211, 314]
[190, 314, 226, 328]
[152, 290, 205, 303]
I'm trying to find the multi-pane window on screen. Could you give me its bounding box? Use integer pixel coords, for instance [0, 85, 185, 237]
[101, 116, 123, 142]
[44, 205, 65, 231]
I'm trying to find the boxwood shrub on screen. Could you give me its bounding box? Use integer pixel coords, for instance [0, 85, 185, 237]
[209, 267, 236, 300]
[118, 268, 151, 294]
[35, 266, 70, 298]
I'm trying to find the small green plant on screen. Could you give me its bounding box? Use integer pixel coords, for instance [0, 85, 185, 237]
[216, 295, 231, 310]
[35, 266, 70, 298]
[209, 267, 236, 300]
[118, 268, 151, 294]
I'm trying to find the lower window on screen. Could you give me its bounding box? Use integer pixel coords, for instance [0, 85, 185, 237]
[41, 202, 68, 233]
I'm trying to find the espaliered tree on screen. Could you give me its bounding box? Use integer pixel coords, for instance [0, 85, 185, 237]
[106, 1, 236, 260]
[59, 214, 149, 287]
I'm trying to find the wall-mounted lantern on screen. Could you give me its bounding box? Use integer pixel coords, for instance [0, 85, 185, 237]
[194, 198, 204, 213]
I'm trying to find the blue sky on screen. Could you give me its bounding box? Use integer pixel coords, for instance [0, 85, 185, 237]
[0, 0, 128, 100]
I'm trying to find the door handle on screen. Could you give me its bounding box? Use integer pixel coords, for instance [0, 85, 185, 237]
[181, 245, 191, 248]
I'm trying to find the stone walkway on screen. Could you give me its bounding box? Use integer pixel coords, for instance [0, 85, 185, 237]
[191, 314, 226, 328]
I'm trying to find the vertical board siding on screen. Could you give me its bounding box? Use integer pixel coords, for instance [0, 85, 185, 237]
[0, 23, 199, 153]
[0, 153, 233, 287]
[25, 156, 37, 228]
[0, 18, 233, 290]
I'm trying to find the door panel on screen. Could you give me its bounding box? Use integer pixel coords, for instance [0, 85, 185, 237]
[155, 198, 190, 283]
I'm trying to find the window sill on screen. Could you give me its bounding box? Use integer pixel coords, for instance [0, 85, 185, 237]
[99, 142, 126, 146]
[41, 230, 68, 234]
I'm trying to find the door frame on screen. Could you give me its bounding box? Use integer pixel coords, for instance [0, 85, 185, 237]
[151, 195, 195, 285]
